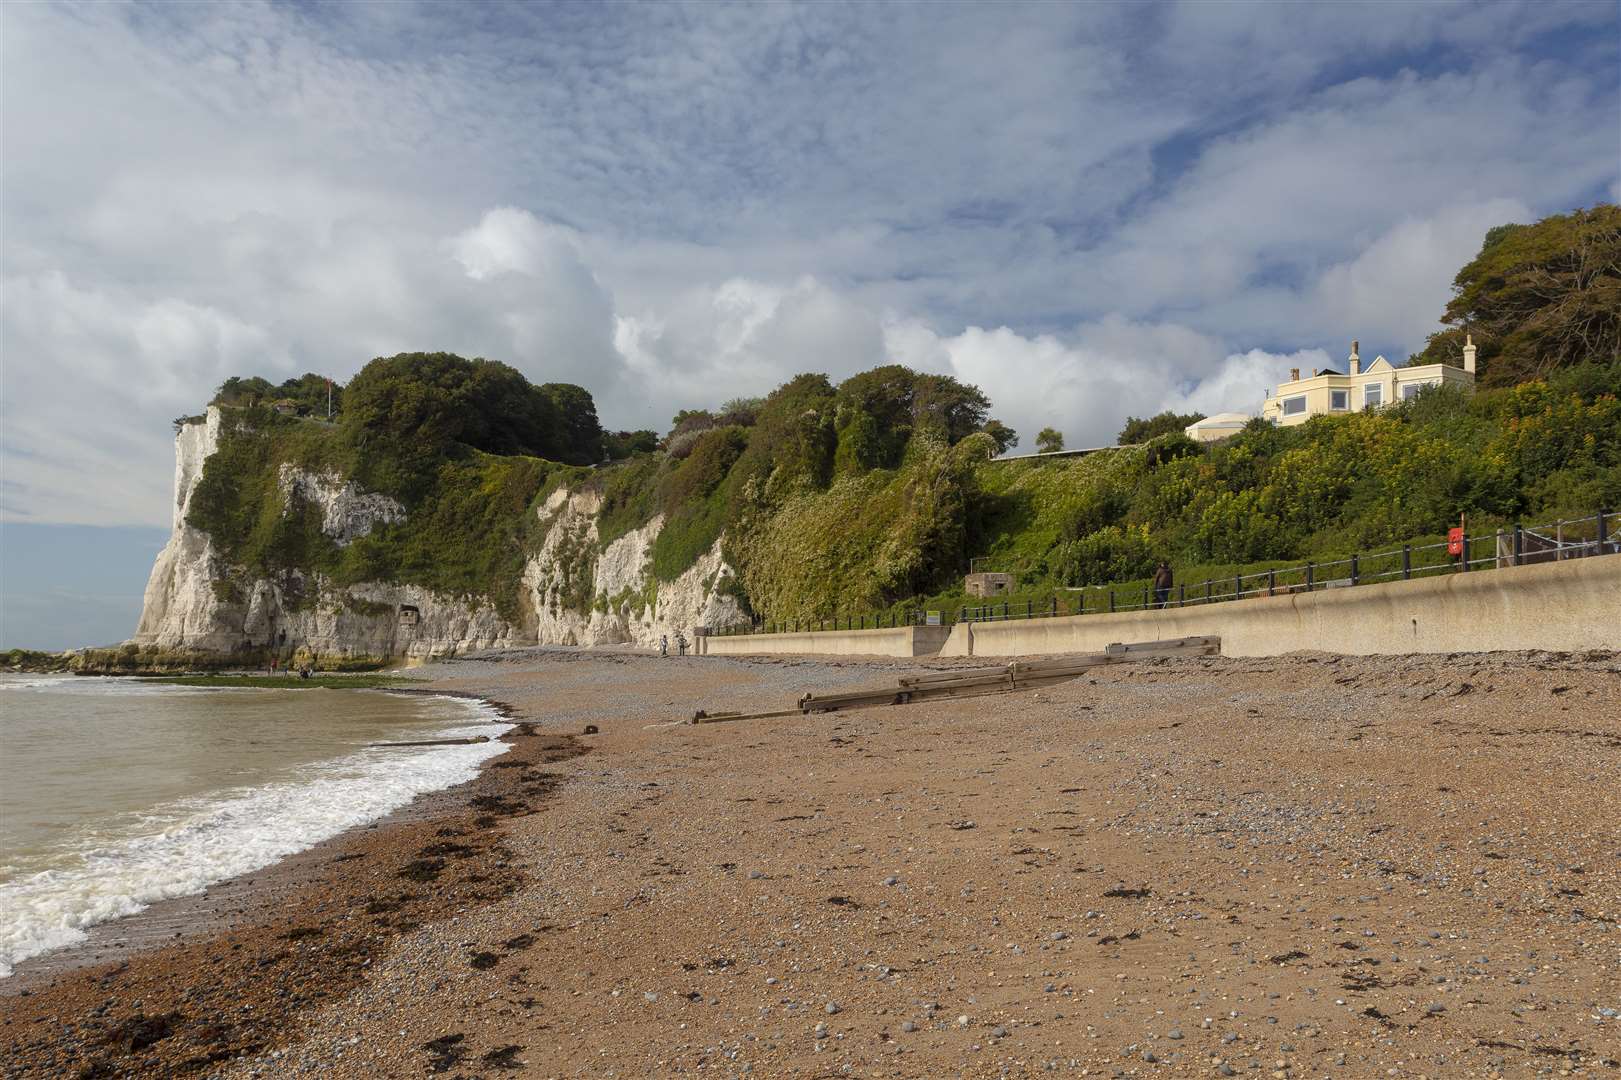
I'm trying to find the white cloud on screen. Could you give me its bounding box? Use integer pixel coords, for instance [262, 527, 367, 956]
[1310, 198, 1532, 348]
[1, 0, 1615, 527]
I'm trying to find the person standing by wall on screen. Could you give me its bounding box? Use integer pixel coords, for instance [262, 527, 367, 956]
[1153, 560, 1174, 609]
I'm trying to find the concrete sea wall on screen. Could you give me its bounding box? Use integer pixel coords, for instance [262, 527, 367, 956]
[698, 556, 1621, 659]
[699, 624, 952, 658]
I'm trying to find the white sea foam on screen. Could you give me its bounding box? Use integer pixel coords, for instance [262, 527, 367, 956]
[0, 695, 509, 977]
[0, 674, 79, 692]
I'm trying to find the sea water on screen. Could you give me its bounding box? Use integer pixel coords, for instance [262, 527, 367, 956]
[0, 674, 509, 976]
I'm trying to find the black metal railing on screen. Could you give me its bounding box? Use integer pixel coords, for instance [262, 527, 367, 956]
[704, 509, 1615, 636]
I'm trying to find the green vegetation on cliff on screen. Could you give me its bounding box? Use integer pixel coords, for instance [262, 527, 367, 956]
[179, 209, 1618, 629]
[188, 354, 600, 619]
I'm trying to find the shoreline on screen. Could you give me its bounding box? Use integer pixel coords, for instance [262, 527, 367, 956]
[5, 648, 1617, 1078]
[0, 692, 587, 1078]
[0, 688, 518, 990]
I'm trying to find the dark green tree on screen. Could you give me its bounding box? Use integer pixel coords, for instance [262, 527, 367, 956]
[1118, 411, 1204, 445]
[1035, 427, 1065, 453]
[1409, 204, 1620, 385]
[981, 419, 1019, 455]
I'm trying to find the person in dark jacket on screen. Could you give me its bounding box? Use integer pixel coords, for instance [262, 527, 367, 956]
[1152, 560, 1173, 608]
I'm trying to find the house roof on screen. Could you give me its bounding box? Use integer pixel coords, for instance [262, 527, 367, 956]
[1189, 412, 1250, 429]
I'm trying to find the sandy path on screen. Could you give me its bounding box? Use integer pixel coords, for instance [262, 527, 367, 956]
[6, 650, 1618, 1078]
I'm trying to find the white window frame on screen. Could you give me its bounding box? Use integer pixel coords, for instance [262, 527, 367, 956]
[1363, 383, 1383, 410]
[1329, 389, 1349, 411]
[1401, 380, 1437, 401]
[1281, 395, 1307, 417]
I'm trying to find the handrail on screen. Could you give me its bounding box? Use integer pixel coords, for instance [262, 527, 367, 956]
[708, 509, 1615, 636]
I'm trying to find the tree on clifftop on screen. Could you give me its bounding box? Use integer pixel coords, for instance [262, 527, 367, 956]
[1409, 204, 1620, 385]
[340, 352, 603, 497]
[1118, 411, 1203, 445]
[1035, 427, 1065, 453]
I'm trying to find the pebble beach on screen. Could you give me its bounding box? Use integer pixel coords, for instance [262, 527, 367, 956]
[3, 647, 1618, 1078]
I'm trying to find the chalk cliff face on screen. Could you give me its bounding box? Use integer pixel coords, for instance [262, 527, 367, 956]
[132, 408, 746, 662]
[523, 488, 745, 648]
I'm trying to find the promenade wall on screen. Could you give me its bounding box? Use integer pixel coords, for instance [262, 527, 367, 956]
[699, 556, 1619, 659]
[698, 624, 952, 658]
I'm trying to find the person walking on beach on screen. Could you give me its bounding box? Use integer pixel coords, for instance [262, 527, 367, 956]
[1153, 560, 1173, 609]
[659, 635, 668, 658]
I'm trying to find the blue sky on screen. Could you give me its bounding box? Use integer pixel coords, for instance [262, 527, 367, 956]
[1, 0, 1617, 648]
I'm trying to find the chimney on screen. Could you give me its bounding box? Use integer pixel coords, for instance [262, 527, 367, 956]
[1462, 332, 1477, 375]
[1349, 338, 1360, 375]
[1289, 367, 1300, 382]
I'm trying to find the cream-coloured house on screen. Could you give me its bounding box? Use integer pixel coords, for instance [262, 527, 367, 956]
[1260, 338, 1476, 426]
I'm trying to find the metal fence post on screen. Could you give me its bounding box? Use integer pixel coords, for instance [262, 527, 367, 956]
[1205, 580, 1212, 603]
[1178, 583, 1185, 607]
[1267, 568, 1276, 595]
[1460, 534, 1469, 571]
[1026, 599, 1032, 619]
[1234, 574, 1241, 600]
[1305, 562, 1314, 591]
[1051, 596, 1058, 617]
[1600, 508, 1609, 552]
[1143, 586, 1149, 610]
[1108, 590, 1115, 613]
[1402, 545, 1411, 580]
[1513, 525, 1523, 567]
[1351, 554, 1359, 585]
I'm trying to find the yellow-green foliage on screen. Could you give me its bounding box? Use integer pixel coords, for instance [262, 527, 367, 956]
[729, 433, 993, 620]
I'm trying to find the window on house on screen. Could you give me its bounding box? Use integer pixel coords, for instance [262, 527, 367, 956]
[1281, 396, 1306, 416]
[1329, 390, 1349, 411]
[1401, 381, 1436, 400]
[1363, 383, 1382, 410]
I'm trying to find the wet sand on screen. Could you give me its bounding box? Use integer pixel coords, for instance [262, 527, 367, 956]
[3, 649, 1619, 1078]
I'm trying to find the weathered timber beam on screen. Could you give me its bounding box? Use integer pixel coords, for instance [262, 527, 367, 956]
[681, 636, 1222, 726]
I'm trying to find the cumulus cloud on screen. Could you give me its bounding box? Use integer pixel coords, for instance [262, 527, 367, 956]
[1, 0, 1615, 527]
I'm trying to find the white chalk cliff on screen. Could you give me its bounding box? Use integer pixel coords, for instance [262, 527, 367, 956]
[133, 407, 747, 662]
